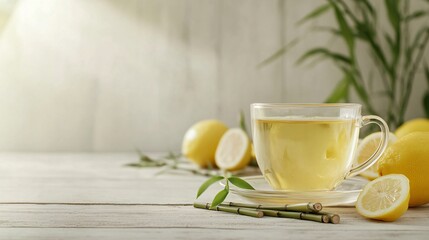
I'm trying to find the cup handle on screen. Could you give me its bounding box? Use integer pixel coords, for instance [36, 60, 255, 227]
[346, 115, 390, 178]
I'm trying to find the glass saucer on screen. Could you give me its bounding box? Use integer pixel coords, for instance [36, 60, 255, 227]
[221, 176, 369, 206]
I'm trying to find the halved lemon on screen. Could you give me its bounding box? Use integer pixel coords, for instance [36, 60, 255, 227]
[356, 174, 410, 222]
[215, 128, 251, 171]
[356, 132, 397, 180]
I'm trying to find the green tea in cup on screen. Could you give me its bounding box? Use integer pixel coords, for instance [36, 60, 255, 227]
[251, 103, 389, 191]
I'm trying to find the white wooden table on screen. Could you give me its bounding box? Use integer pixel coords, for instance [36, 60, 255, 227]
[1, 153, 428, 239]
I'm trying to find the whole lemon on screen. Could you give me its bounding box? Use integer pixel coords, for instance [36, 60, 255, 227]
[378, 132, 429, 206]
[395, 118, 429, 138]
[182, 120, 228, 168]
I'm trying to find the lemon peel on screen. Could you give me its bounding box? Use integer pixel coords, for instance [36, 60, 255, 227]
[182, 120, 228, 168]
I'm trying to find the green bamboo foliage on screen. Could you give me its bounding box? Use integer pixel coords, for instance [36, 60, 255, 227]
[423, 63, 429, 117]
[196, 175, 255, 209]
[261, 0, 429, 129]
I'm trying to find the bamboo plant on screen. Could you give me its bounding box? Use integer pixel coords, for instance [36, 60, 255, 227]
[261, 0, 429, 129]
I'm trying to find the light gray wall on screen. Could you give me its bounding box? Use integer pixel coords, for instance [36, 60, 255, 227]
[0, 0, 427, 152]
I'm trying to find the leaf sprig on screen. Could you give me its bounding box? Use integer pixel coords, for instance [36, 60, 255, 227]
[126, 150, 216, 177]
[126, 150, 182, 167]
[196, 174, 255, 209]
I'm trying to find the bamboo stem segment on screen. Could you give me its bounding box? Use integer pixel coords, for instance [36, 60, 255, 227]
[228, 208, 329, 223]
[193, 202, 264, 218]
[318, 211, 340, 224]
[224, 202, 322, 213]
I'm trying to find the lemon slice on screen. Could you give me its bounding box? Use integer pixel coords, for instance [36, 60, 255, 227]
[356, 132, 397, 180]
[215, 128, 251, 171]
[356, 174, 410, 222]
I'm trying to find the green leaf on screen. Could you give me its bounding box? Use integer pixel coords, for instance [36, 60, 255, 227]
[408, 27, 429, 61]
[367, 36, 391, 77]
[196, 175, 224, 198]
[297, 3, 331, 25]
[404, 10, 429, 22]
[140, 154, 157, 163]
[239, 110, 248, 135]
[125, 161, 164, 168]
[355, 21, 374, 39]
[330, 0, 355, 55]
[258, 38, 299, 68]
[312, 26, 341, 36]
[334, 1, 389, 77]
[125, 163, 147, 168]
[384, 32, 396, 54]
[325, 77, 349, 103]
[384, 0, 401, 71]
[340, 67, 371, 110]
[356, 1, 376, 38]
[425, 63, 429, 85]
[384, 0, 401, 31]
[424, 63, 429, 118]
[424, 92, 429, 118]
[228, 177, 255, 190]
[357, 0, 376, 19]
[297, 48, 351, 66]
[210, 188, 229, 209]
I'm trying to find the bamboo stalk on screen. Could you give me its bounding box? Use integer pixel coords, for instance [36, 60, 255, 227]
[223, 201, 322, 213]
[193, 202, 263, 218]
[252, 208, 329, 223]
[195, 202, 337, 224]
[318, 211, 340, 224]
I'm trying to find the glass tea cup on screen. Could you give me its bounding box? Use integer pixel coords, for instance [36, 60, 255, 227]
[250, 103, 389, 191]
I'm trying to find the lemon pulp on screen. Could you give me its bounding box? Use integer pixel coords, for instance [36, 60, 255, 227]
[215, 128, 251, 171]
[355, 132, 397, 180]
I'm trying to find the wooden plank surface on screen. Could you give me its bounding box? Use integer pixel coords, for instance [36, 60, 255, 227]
[0, 153, 258, 204]
[0, 153, 214, 204]
[0, 204, 428, 239]
[2, 227, 427, 240]
[0, 153, 428, 239]
[1, 204, 429, 230]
